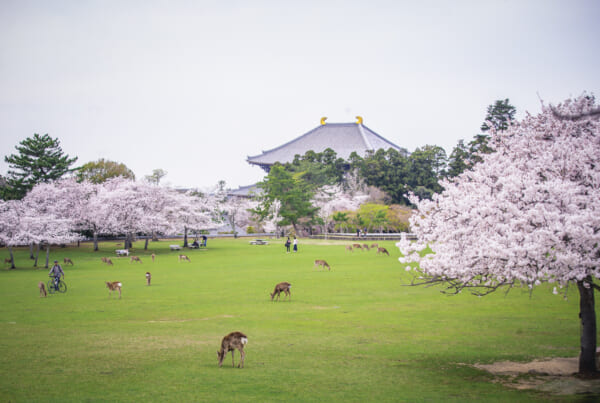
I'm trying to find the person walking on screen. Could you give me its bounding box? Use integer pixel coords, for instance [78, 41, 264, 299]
[293, 237, 298, 253]
[285, 237, 291, 253]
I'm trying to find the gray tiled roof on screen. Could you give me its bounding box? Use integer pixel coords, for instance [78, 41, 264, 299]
[247, 122, 404, 167]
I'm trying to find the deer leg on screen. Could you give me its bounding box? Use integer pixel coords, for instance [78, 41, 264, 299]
[240, 348, 245, 368]
[231, 350, 235, 367]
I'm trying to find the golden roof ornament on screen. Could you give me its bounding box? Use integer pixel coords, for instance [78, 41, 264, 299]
[320, 117, 327, 125]
[356, 116, 363, 125]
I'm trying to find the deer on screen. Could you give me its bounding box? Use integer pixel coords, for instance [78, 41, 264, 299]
[377, 247, 390, 256]
[151, 253, 155, 263]
[178, 254, 191, 262]
[106, 281, 122, 299]
[63, 258, 74, 265]
[38, 281, 47, 297]
[352, 243, 362, 250]
[362, 244, 370, 251]
[345, 245, 354, 253]
[314, 259, 331, 271]
[130, 256, 142, 263]
[270, 282, 291, 301]
[145, 272, 151, 286]
[370, 243, 379, 249]
[101, 257, 114, 266]
[217, 331, 248, 368]
[4, 258, 12, 265]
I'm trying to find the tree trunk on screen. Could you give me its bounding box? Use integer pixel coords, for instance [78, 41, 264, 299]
[577, 278, 597, 375]
[183, 226, 188, 247]
[8, 246, 15, 269]
[29, 243, 34, 259]
[45, 244, 50, 269]
[93, 230, 98, 252]
[34, 243, 40, 267]
[144, 236, 149, 250]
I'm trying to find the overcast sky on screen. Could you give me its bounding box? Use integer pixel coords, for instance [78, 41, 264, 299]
[1, 0, 599, 190]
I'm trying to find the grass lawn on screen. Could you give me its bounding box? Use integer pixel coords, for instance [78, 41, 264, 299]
[0, 238, 591, 402]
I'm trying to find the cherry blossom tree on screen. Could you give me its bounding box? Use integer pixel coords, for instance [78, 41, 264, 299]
[311, 184, 369, 236]
[397, 95, 600, 374]
[164, 190, 217, 247]
[219, 196, 259, 237]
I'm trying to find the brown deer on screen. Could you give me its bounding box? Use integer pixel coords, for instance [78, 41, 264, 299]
[130, 256, 142, 263]
[4, 258, 12, 265]
[106, 281, 122, 298]
[178, 254, 191, 262]
[345, 245, 353, 253]
[104, 258, 114, 266]
[370, 243, 379, 249]
[270, 282, 291, 301]
[145, 272, 151, 286]
[314, 259, 331, 271]
[362, 244, 370, 251]
[352, 243, 362, 250]
[63, 258, 74, 265]
[377, 247, 390, 256]
[38, 281, 47, 297]
[151, 253, 155, 263]
[217, 331, 248, 368]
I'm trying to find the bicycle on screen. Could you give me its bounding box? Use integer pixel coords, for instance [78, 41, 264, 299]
[47, 276, 67, 294]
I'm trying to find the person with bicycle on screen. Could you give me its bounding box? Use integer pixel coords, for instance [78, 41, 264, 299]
[48, 260, 64, 290]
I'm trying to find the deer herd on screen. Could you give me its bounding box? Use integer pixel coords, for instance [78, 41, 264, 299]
[29, 238, 392, 369]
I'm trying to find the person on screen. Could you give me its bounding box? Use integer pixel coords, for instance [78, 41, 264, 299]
[48, 260, 64, 290]
[285, 237, 291, 253]
[293, 237, 298, 253]
[191, 240, 199, 248]
[356, 228, 360, 238]
[202, 235, 207, 247]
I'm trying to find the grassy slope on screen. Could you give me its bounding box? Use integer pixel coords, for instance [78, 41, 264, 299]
[0, 238, 585, 402]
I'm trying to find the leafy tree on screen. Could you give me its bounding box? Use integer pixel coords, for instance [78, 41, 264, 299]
[445, 140, 470, 178]
[397, 95, 600, 375]
[285, 148, 346, 187]
[145, 168, 168, 185]
[2, 134, 77, 199]
[480, 98, 517, 132]
[254, 164, 318, 234]
[76, 159, 135, 183]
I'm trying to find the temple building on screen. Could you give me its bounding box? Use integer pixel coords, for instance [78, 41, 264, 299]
[246, 116, 405, 172]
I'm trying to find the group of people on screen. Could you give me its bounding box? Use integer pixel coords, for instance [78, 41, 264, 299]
[284, 236, 298, 253]
[191, 235, 208, 248]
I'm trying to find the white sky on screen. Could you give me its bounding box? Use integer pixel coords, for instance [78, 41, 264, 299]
[1, 0, 599, 190]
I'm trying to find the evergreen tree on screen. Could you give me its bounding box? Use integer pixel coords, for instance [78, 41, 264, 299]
[2, 134, 78, 199]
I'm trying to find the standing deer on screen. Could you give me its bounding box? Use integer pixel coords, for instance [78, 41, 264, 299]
[130, 256, 142, 263]
[345, 245, 353, 253]
[377, 247, 390, 256]
[178, 254, 191, 262]
[38, 281, 47, 297]
[217, 331, 248, 368]
[151, 253, 155, 263]
[314, 259, 331, 271]
[63, 258, 74, 265]
[370, 243, 379, 249]
[145, 272, 151, 286]
[270, 282, 291, 301]
[352, 243, 362, 250]
[362, 244, 370, 251]
[106, 281, 122, 298]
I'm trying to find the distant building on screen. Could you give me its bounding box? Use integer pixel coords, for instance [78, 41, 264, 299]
[246, 116, 406, 172]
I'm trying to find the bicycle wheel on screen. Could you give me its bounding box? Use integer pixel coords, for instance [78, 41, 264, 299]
[47, 279, 56, 294]
[57, 281, 67, 293]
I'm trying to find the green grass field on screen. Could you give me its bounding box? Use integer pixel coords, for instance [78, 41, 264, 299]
[0, 238, 590, 402]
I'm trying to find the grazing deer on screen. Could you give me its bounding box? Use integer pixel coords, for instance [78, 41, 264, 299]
[345, 245, 353, 253]
[151, 253, 155, 263]
[371, 243, 379, 249]
[105, 258, 114, 266]
[362, 244, 370, 251]
[130, 256, 142, 263]
[106, 281, 122, 299]
[270, 282, 291, 301]
[377, 247, 390, 256]
[314, 259, 331, 271]
[352, 243, 362, 250]
[145, 272, 151, 286]
[63, 258, 74, 265]
[217, 331, 248, 368]
[178, 254, 191, 262]
[38, 281, 47, 297]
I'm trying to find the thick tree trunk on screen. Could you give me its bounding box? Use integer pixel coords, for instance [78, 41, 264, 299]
[144, 236, 149, 250]
[183, 227, 188, 247]
[29, 244, 34, 259]
[93, 230, 99, 252]
[577, 278, 597, 375]
[8, 246, 15, 269]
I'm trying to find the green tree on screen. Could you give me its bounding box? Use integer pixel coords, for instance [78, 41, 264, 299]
[446, 139, 470, 178]
[145, 168, 168, 185]
[76, 158, 135, 183]
[254, 164, 318, 234]
[480, 98, 517, 132]
[2, 134, 78, 199]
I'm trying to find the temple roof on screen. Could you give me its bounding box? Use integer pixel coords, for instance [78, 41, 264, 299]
[247, 120, 405, 169]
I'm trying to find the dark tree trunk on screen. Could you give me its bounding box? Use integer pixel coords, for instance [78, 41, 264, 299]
[93, 230, 99, 252]
[45, 244, 50, 269]
[8, 246, 15, 269]
[34, 243, 40, 267]
[577, 278, 597, 375]
[144, 236, 149, 250]
[183, 227, 188, 247]
[29, 244, 34, 259]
